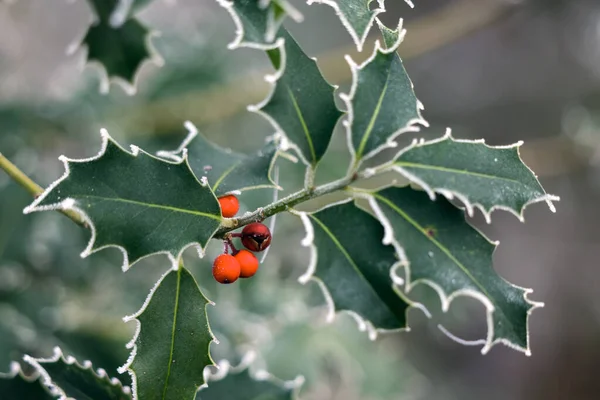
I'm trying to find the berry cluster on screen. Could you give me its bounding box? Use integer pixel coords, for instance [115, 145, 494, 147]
[214, 195, 272, 284]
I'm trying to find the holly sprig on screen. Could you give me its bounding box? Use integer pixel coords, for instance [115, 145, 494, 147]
[0, 1, 559, 399]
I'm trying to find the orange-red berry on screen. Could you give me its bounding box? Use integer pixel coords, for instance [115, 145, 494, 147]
[212, 254, 241, 284]
[241, 222, 271, 252]
[218, 195, 239, 218]
[234, 249, 259, 278]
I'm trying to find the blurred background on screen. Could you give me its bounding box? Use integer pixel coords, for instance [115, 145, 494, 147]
[1, 0, 599, 399]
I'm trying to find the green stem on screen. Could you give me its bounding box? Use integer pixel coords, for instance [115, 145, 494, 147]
[0, 152, 87, 227]
[215, 172, 359, 238]
[0, 152, 43, 197]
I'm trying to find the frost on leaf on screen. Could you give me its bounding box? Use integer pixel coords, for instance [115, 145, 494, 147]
[294, 200, 418, 340]
[251, 29, 343, 166]
[119, 266, 216, 400]
[341, 20, 427, 166]
[197, 353, 303, 399]
[307, 0, 385, 52]
[0, 362, 57, 400]
[23, 130, 222, 271]
[80, 0, 161, 94]
[217, 0, 303, 49]
[23, 347, 131, 400]
[371, 186, 543, 355]
[389, 130, 559, 222]
[157, 122, 282, 196]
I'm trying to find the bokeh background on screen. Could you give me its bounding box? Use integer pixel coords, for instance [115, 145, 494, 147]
[1, 0, 599, 399]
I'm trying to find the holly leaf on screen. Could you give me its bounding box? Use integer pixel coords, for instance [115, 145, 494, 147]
[23, 130, 222, 271]
[370, 186, 544, 355]
[119, 266, 215, 400]
[295, 200, 416, 338]
[306, 1, 417, 51]
[251, 29, 343, 166]
[24, 347, 131, 400]
[306, 0, 385, 52]
[196, 356, 303, 400]
[82, 0, 160, 94]
[342, 20, 427, 164]
[217, 0, 303, 49]
[157, 122, 281, 196]
[0, 362, 57, 400]
[389, 131, 559, 222]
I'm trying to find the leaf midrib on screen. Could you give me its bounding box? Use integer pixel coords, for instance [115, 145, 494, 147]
[356, 61, 393, 159]
[212, 161, 240, 191]
[395, 161, 523, 185]
[79, 194, 221, 220]
[310, 215, 398, 318]
[161, 267, 182, 400]
[373, 193, 494, 304]
[287, 87, 317, 164]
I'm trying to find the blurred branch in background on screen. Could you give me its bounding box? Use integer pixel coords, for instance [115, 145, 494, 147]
[0, 153, 86, 226]
[114, 0, 512, 136]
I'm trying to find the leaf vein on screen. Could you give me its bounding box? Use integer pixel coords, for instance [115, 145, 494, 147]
[161, 267, 182, 400]
[79, 195, 221, 220]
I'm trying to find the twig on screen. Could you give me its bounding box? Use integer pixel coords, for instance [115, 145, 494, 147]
[0, 153, 87, 226]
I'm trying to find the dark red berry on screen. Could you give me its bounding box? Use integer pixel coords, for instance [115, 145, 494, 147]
[241, 222, 271, 252]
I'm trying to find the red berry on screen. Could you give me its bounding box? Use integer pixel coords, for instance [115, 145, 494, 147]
[212, 254, 240, 284]
[234, 249, 259, 278]
[241, 222, 271, 252]
[218, 195, 239, 218]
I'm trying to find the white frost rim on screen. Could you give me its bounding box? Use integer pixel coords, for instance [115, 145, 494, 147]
[364, 188, 545, 355]
[340, 20, 429, 175]
[67, 1, 163, 95]
[23, 129, 220, 272]
[387, 128, 560, 224]
[24, 346, 131, 399]
[117, 267, 219, 400]
[247, 35, 341, 168]
[306, 0, 386, 52]
[197, 351, 304, 395]
[289, 199, 430, 342]
[216, 0, 300, 51]
[156, 120, 284, 193]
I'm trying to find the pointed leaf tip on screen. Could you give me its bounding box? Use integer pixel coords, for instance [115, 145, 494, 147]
[255, 29, 342, 166]
[217, 0, 302, 49]
[25, 132, 221, 270]
[344, 37, 427, 165]
[307, 0, 385, 52]
[391, 133, 559, 222]
[372, 186, 541, 354]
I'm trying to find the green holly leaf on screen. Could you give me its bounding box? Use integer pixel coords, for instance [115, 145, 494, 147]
[157, 122, 281, 196]
[196, 356, 303, 400]
[119, 266, 215, 400]
[295, 200, 418, 337]
[217, 0, 302, 49]
[23, 130, 222, 271]
[342, 22, 427, 165]
[0, 363, 57, 400]
[306, 0, 385, 51]
[24, 347, 131, 400]
[389, 131, 559, 222]
[370, 186, 544, 355]
[251, 29, 343, 166]
[81, 0, 160, 94]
